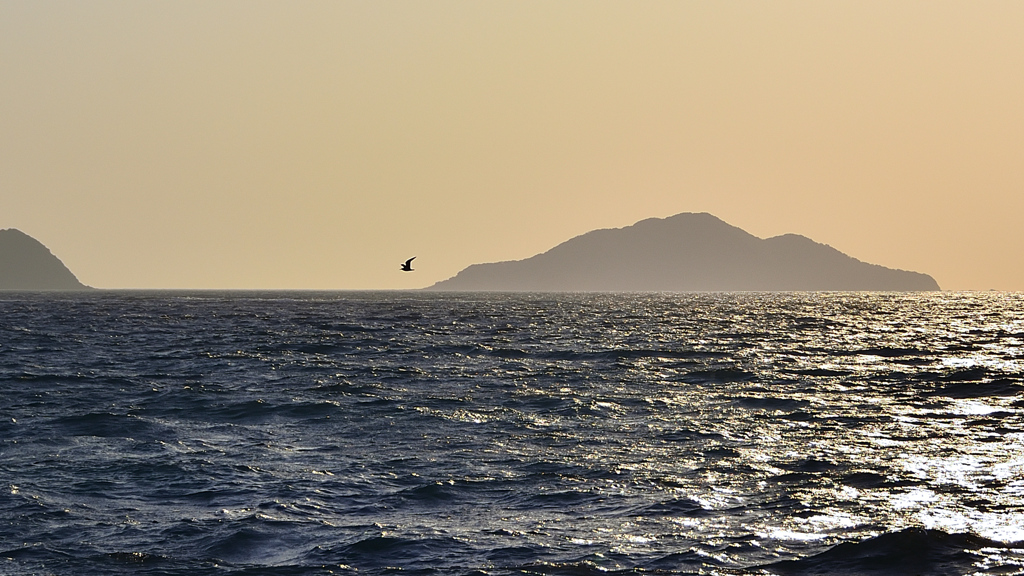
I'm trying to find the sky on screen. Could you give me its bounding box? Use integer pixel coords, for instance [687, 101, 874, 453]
[2, 1, 1022, 290]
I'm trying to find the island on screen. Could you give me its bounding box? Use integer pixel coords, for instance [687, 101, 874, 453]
[426, 213, 940, 292]
[0, 229, 91, 290]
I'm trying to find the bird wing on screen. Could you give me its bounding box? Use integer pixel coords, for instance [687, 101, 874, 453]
[405, 257, 416, 266]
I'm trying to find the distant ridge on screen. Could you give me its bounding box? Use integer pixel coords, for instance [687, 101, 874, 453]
[0, 229, 90, 290]
[426, 213, 939, 292]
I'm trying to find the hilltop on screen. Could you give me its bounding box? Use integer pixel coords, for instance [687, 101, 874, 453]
[427, 213, 939, 292]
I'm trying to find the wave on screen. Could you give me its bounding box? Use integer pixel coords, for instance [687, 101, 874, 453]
[318, 534, 477, 573]
[50, 412, 176, 441]
[926, 378, 1024, 399]
[682, 368, 758, 383]
[838, 347, 932, 358]
[760, 528, 1023, 575]
[484, 347, 729, 362]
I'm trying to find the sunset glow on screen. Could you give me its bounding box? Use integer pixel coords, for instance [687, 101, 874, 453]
[2, 1, 1022, 289]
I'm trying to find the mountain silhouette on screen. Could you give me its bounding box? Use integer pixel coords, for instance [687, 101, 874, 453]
[0, 229, 90, 290]
[426, 213, 939, 291]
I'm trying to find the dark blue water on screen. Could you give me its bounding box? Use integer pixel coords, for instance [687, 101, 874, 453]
[2, 291, 1023, 575]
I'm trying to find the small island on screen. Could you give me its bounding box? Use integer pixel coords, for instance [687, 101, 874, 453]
[427, 213, 939, 292]
[0, 229, 91, 290]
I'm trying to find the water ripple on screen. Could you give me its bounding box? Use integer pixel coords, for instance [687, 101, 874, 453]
[2, 291, 1023, 574]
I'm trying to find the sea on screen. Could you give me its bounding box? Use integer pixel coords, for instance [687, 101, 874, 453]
[1, 291, 1023, 576]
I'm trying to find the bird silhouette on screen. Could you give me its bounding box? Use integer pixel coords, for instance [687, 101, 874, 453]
[401, 257, 416, 272]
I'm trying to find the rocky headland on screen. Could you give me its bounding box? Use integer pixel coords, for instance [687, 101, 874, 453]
[0, 229, 90, 290]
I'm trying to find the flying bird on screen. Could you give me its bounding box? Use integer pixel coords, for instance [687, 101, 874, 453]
[401, 257, 416, 272]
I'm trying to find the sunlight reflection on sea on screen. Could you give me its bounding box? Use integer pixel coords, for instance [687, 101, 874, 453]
[1, 291, 1023, 575]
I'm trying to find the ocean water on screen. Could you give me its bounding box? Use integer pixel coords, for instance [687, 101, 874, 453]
[1, 291, 1023, 575]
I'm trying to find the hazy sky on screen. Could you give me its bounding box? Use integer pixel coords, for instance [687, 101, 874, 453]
[2, 1, 1022, 290]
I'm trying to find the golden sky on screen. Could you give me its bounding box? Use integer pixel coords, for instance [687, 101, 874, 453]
[2, 1, 1022, 290]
